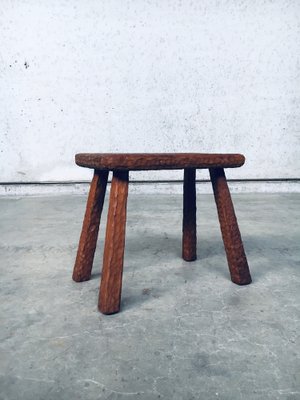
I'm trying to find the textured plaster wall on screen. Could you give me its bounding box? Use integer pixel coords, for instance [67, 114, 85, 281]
[1, 0, 300, 183]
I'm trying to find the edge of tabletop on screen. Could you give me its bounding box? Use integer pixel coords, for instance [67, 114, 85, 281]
[74, 153, 246, 170]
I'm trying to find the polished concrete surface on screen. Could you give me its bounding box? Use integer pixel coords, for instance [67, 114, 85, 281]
[0, 193, 299, 400]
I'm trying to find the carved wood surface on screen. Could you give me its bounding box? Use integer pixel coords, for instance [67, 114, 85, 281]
[209, 167, 252, 285]
[75, 153, 245, 171]
[182, 168, 197, 261]
[98, 170, 129, 314]
[72, 154, 252, 315]
[72, 170, 108, 282]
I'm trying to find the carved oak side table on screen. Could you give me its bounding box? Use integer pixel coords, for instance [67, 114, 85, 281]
[72, 153, 252, 314]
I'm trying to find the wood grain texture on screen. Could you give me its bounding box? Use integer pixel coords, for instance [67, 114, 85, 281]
[209, 168, 252, 285]
[98, 170, 129, 314]
[75, 153, 245, 171]
[72, 170, 108, 282]
[182, 168, 197, 261]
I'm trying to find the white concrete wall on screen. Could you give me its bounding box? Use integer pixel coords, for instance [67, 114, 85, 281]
[1, 0, 300, 183]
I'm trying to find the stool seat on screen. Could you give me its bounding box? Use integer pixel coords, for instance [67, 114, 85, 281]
[75, 153, 245, 171]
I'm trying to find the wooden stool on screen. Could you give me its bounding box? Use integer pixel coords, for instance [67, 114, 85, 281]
[72, 153, 252, 314]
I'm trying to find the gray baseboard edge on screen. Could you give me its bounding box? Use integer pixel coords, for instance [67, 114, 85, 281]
[0, 179, 300, 196]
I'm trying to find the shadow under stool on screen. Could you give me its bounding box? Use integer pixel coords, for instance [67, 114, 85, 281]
[72, 153, 252, 314]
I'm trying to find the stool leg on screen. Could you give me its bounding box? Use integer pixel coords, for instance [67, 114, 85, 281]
[72, 170, 108, 282]
[209, 168, 252, 285]
[182, 168, 197, 261]
[98, 170, 129, 314]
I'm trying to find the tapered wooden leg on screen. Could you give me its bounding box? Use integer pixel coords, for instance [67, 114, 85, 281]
[182, 168, 197, 261]
[98, 170, 129, 314]
[72, 170, 109, 282]
[209, 168, 252, 285]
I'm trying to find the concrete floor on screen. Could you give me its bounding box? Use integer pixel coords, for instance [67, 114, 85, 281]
[0, 193, 299, 400]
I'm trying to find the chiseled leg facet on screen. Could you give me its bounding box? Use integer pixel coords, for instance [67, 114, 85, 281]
[182, 168, 197, 261]
[98, 170, 129, 314]
[72, 170, 108, 282]
[209, 167, 252, 285]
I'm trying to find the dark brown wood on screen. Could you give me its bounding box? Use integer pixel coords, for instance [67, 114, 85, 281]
[209, 168, 252, 285]
[75, 153, 245, 171]
[182, 168, 197, 261]
[72, 153, 252, 314]
[98, 170, 129, 314]
[72, 170, 109, 282]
